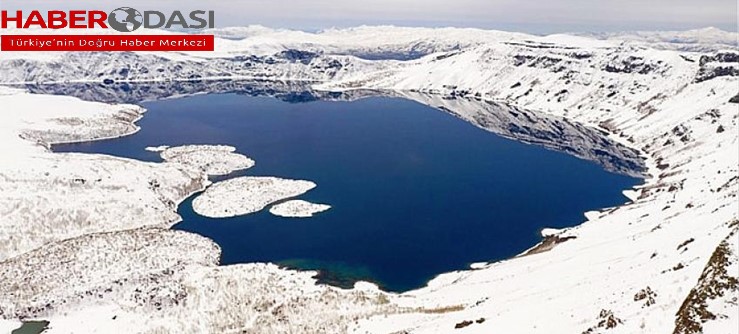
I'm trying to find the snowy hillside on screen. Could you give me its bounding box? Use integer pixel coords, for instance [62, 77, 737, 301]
[319, 36, 739, 334]
[0, 26, 737, 333]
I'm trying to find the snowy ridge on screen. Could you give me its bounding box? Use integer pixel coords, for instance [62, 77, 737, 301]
[203, 25, 531, 60]
[0, 26, 735, 88]
[0, 26, 737, 333]
[0, 49, 388, 84]
[578, 27, 739, 52]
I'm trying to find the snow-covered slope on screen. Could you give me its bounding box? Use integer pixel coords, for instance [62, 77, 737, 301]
[316, 29, 739, 334]
[0, 88, 207, 260]
[0, 26, 737, 334]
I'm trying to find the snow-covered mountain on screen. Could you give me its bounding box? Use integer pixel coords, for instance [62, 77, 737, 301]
[577, 27, 739, 52]
[0, 26, 737, 334]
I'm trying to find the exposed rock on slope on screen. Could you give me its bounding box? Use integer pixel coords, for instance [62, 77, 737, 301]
[673, 221, 739, 334]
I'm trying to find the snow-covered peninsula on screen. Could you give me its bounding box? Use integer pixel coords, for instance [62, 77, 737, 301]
[192, 176, 318, 218]
[158, 145, 255, 176]
[0, 26, 737, 334]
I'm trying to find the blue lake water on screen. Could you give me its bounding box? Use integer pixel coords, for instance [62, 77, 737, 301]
[56, 92, 642, 292]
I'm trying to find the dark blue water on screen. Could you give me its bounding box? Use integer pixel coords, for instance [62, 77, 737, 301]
[56, 93, 641, 292]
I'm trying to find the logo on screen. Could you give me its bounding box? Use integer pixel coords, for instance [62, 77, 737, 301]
[108, 7, 142, 32]
[1, 9, 214, 31]
[0, 8, 216, 52]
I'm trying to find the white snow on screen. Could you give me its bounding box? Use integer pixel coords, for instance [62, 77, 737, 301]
[192, 176, 317, 218]
[0, 86, 208, 260]
[269, 200, 332, 218]
[145, 145, 170, 152]
[540, 228, 564, 237]
[159, 145, 255, 176]
[0, 320, 21, 334]
[578, 27, 739, 52]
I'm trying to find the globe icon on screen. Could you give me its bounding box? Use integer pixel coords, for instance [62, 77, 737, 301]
[108, 7, 143, 32]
